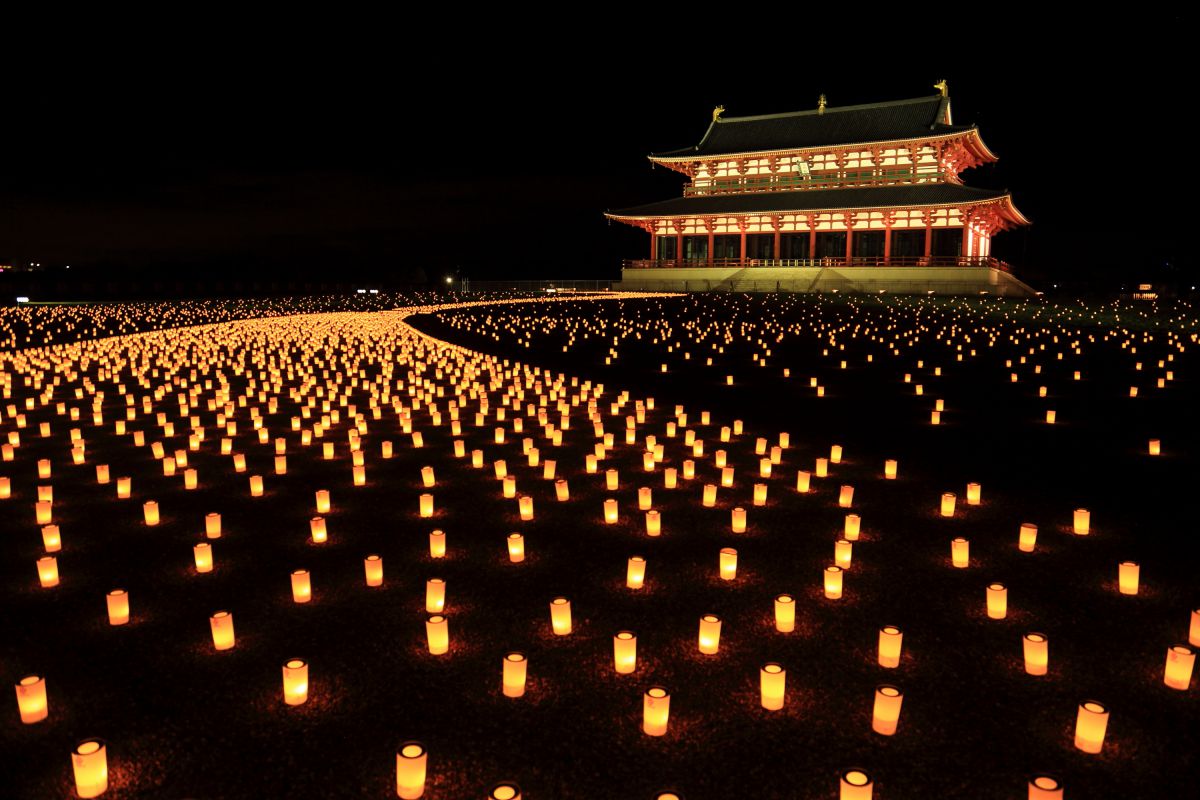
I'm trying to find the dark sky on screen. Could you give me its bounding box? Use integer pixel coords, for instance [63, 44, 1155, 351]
[1, 18, 1191, 287]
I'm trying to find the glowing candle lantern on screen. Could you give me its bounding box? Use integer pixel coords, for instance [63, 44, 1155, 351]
[719, 547, 738, 580]
[664, 467, 677, 489]
[41, 524, 61, 552]
[940, 493, 956, 517]
[1074, 700, 1109, 753]
[107, 589, 130, 625]
[702, 484, 717, 507]
[760, 663, 786, 710]
[193, 542, 214, 573]
[1164, 645, 1195, 690]
[603, 498, 619, 524]
[838, 485, 853, 507]
[614, 631, 637, 673]
[274, 456, 288, 476]
[116, 477, 131, 498]
[419, 494, 434, 518]
[839, 769, 873, 800]
[627, 556, 646, 589]
[315, 490, 331, 514]
[425, 578, 446, 613]
[15, 674, 48, 723]
[753, 483, 767, 506]
[774, 594, 795, 632]
[1027, 774, 1063, 800]
[834, 539, 853, 569]
[233, 454, 246, 473]
[395, 741, 428, 799]
[420, 466, 435, 487]
[205, 513, 221, 538]
[1073, 508, 1090, 535]
[815, 458, 829, 478]
[353, 465, 366, 486]
[698, 614, 722, 654]
[1149, 439, 1161, 455]
[37, 556, 59, 587]
[472, 450, 484, 468]
[35, 500, 52, 525]
[884, 459, 898, 479]
[638, 486, 652, 510]
[824, 565, 843, 599]
[877, 625, 903, 667]
[517, 494, 534, 521]
[930, 410, 941, 425]
[0, 477, 10, 497]
[1023, 632, 1049, 676]
[291, 570, 312, 603]
[282, 658, 309, 705]
[310, 517, 328, 543]
[683, 460, 695, 480]
[502, 476, 516, 498]
[796, 470, 811, 493]
[506, 533, 525, 563]
[643, 686, 670, 736]
[872, 685, 904, 735]
[1118, 561, 1140, 595]
[987, 583, 1008, 619]
[364, 555, 384, 586]
[210, 610, 235, 650]
[605, 468, 619, 490]
[1018, 523, 1038, 552]
[488, 782, 522, 800]
[550, 597, 572, 635]
[38, 458, 51, 478]
[646, 510, 661, 537]
[1045, 409, 1056, 424]
[731, 507, 746, 533]
[1190, 609, 1200, 647]
[249, 475, 264, 496]
[429, 530, 446, 559]
[966, 482, 982, 505]
[503, 652, 528, 697]
[426, 615, 449, 655]
[951, 537, 970, 568]
[71, 738, 108, 799]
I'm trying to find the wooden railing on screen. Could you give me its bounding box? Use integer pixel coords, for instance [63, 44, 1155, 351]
[623, 257, 1012, 272]
[682, 171, 947, 196]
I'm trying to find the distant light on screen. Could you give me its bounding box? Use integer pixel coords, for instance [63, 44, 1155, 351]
[16, 296, 30, 303]
[444, 276, 453, 285]
[356, 289, 366, 294]
[369, 289, 379, 294]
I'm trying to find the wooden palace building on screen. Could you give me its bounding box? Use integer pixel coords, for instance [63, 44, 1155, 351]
[607, 83, 1035, 295]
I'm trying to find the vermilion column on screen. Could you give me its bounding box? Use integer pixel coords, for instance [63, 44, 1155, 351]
[924, 221, 933, 259]
[845, 224, 854, 263]
[650, 231, 657, 260]
[809, 228, 817, 259]
[739, 230, 747, 264]
[707, 229, 715, 264]
[883, 226, 892, 263]
[773, 226, 781, 260]
[676, 230, 684, 263]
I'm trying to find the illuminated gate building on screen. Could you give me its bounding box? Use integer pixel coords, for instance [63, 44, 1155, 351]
[607, 83, 1034, 295]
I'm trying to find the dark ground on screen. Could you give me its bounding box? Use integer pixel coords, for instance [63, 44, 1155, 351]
[1, 293, 1197, 799]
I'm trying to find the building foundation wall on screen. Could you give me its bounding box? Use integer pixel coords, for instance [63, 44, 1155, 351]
[616, 266, 1036, 297]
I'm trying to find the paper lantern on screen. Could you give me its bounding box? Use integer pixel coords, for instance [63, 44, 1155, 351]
[38, 485, 54, 504]
[1164, 645, 1195, 690]
[233, 454, 247, 473]
[501, 652, 528, 698]
[71, 738, 108, 799]
[1046, 409, 1056, 424]
[249, 475, 264, 496]
[1190, 608, 1200, 647]
[966, 482, 981, 505]
[395, 741, 428, 799]
[940, 493, 956, 517]
[627, 556, 646, 589]
[35, 500, 52, 525]
[844, 514, 861, 541]
[930, 410, 941, 425]
[37, 458, 51, 479]
[720, 466, 734, 487]
[878, 626, 903, 668]
[884, 459, 898, 480]
[638, 486, 652, 510]
[488, 781, 522, 800]
[702, 484, 717, 507]
[824, 565, 843, 599]
[550, 597, 572, 635]
[614, 631, 637, 674]
[210, 610, 235, 650]
[1118, 561, 1140, 595]
[425, 578, 446, 613]
[502, 476, 516, 499]
[951, 538, 969, 568]
[41, 524, 61, 552]
[419, 494, 434, 518]
[1074, 700, 1109, 753]
[872, 685, 904, 735]
[683, 460, 695, 480]
[1023, 632, 1049, 675]
[731, 507, 746, 533]
[987, 583, 1007, 619]
[1149, 439, 1161, 456]
[37, 556, 59, 587]
[362, 554, 384, 586]
[774, 594, 795, 633]
[96, 465, 110, 484]
[1073, 508, 1090, 535]
[719, 547, 738, 580]
[603, 498, 618, 524]
[426, 615, 449, 655]
[15, 674, 48, 723]
[834, 539, 853, 569]
[518, 494, 534, 521]
[643, 686, 670, 736]
[815, 458, 828, 478]
[553, 479, 569, 502]
[205, 513, 222, 538]
[1018, 523, 1037, 553]
[0, 477, 10, 498]
[310, 517, 328, 544]
[107, 589, 130, 625]
[429, 530, 446, 559]
[275, 457, 288, 476]
[116, 477, 131, 498]
[698, 614, 722, 654]
[193, 542, 214, 573]
[506, 533, 525, 563]
[753, 483, 767, 506]
[664, 468, 678, 489]
[282, 658, 309, 705]
[839, 768, 873, 800]
[291, 570, 312, 603]
[646, 510, 661, 537]
[1027, 774, 1063, 799]
[760, 663, 786, 710]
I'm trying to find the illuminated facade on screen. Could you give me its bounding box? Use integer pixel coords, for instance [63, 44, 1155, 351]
[606, 85, 1031, 292]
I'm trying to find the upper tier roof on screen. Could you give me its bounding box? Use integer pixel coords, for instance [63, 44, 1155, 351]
[651, 95, 973, 160]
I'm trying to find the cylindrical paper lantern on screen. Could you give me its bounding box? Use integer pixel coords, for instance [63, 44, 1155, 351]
[193, 543, 213, 573]
[966, 482, 981, 505]
[884, 459, 897, 480]
[418, 494, 433, 518]
[1073, 508, 1090, 535]
[987, 583, 1008, 619]
[646, 510, 661, 537]
[614, 631, 637, 674]
[487, 782, 522, 800]
[719, 547, 738, 580]
[824, 565, 843, 599]
[1027, 774, 1063, 800]
[760, 663, 786, 710]
[878, 626, 903, 668]
[1118, 561, 1140, 595]
[774, 594, 795, 633]
[940, 493, 956, 517]
[210, 610, 235, 650]
[71, 738, 108, 799]
[550, 597, 572, 635]
[37, 556, 59, 588]
[15, 674, 48, 723]
[205, 513, 222, 539]
[627, 556, 646, 589]
[643, 686, 670, 736]
[426, 615, 449, 655]
[731, 507, 746, 533]
[835, 539, 853, 569]
[503, 652, 527, 698]
[425, 578, 446, 613]
[429, 530, 446, 559]
[839, 768, 873, 800]
[1074, 700, 1109, 753]
[395, 741, 428, 799]
[282, 658, 309, 705]
[844, 514, 861, 540]
[838, 485, 854, 508]
[143, 500, 159, 526]
[872, 684, 904, 735]
[107, 589, 130, 625]
[1023, 632, 1049, 676]
[507, 533, 525, 563]
[1164, 644, 1195, 690]
[291, 570, 311, 603]
[364, 555, 383, 587]
[1018, 523, 1037, 553]
[698, 614, 722, 654]
[951, 538, 969, 568]
[310, 517, 328, 543]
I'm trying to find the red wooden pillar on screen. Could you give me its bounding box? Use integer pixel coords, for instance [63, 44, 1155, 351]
[772, 218, 781, 261]
[650, 231, 657, 260]
[844, 214, 854, 264]
[739, 230, 747, 264]
[707, 229, 715, 264]
[883, 226, 892, 264]
[808, 228, 817, 260]
[924, 221, 933, 260]
[676, 231, 684, 263]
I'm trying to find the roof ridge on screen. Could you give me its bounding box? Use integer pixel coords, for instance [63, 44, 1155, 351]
[715, 95, 943, 124]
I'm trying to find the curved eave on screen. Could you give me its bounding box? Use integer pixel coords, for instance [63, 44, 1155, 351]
[647, 129, 977, 166]
[965, 127, 999, 163]
[997, 195, 1031, 226]
[605, 194, 1027, 223]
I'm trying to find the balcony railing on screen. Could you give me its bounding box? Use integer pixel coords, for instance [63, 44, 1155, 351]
[623, 257, 1012, 272]
[682, 171, 947, 196]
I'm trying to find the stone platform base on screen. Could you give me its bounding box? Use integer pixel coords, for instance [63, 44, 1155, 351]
[616, 266, 1037, 297]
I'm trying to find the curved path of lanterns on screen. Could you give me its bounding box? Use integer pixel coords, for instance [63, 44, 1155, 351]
[1, 292, 1197, 799]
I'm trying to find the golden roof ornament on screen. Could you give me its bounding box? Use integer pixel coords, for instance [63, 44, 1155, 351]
[818, 94, 827, 115]
[934, 79, 949, 97]
[712, 105, 725, 122]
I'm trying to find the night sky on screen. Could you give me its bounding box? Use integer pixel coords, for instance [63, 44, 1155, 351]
[1, 20, 1191, 289]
